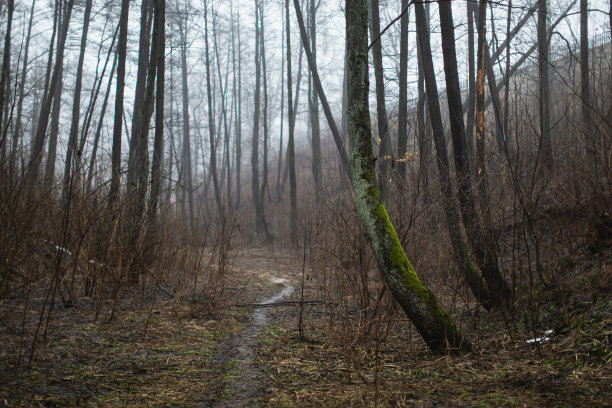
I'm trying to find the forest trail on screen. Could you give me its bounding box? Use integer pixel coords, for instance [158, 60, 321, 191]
[214, 250, 299, 407]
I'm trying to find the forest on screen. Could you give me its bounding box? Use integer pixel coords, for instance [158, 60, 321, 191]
[0, 0, 610, 406]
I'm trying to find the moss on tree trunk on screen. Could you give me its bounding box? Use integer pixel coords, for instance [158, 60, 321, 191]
[345, 0, 470, 353]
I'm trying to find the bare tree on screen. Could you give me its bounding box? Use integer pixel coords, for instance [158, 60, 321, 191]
[29, 0, 74, 185]
[538, 0, 552, 167]
[148, 0, 166, 225]
[180, 2, 197, 228]
[109, 0, 131, 210]
[287, 0, 297, 246]
[368, 0, 391, 203]
[293, 0, 350, 178]
[440, 0, 508, 303]
[415, 0, 493, 308]
[64, 0, 93, 194]
[309, 0, 323, 204]
[252, 0, 263, 232]
[397, 0, 409, 184]
[0, 0, 15, 172]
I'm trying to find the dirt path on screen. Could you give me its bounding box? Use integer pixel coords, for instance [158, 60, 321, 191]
[220, 276, 294, 407]
[213, 251, 298, 407]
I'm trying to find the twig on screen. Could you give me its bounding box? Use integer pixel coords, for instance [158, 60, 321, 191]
[231, 300, 323, 308]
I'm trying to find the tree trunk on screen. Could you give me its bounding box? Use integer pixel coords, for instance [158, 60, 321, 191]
[29, 0, 74, 184]
[79, 24, 120, 183]
[44, 62, 63, 190]
[0, 0, 15, 156]
[465, 3, 476, 159]
[415, 5, 431, 195]
[293, 0, 350, 179]
[109, 0, 131, 211]
[475, 0, 497, 297]
[415, 0, 493, 309]
[368, 0, 391, 203]
[87, 53, 117, 192]
[345, 0, 470, 352]
[309, 0, 323, 204]
[181, 10, 197, 229]
[63, 0, 93, 195]
[285, 0, 298, 247]
[248, 0, 271, 238]
[503, 0, 512, 135]
[260, 3, 270, 204]
[13, 0, 36, 174]
[440, 0, 509, 303]
[277, 2, 285, 202]
[397, 0, 409, 184]
[235, 5, 242, 208]
[211, 5, 232, 208]
[580, 0, 592, 154]
[126, 0, 153, 207]
[538, 0, 552, 167]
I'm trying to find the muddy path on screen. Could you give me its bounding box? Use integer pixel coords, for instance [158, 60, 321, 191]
[212, 251, 298, 407]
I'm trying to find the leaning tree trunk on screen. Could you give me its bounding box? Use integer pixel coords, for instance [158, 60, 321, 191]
[345, 0, 470, 352]
[415, 0, 493, 309]
[293, 0, 350, 179]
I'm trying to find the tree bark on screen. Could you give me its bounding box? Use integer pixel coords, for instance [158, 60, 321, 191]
[287, 0, 298, 247]
[44, 62, 63, 190]
[538, 0, 552, 167]
[109, 0, 131, 211]
[0, 0, 15, 173]
[440, 0, 508, 303]
[277, 2, 285, 202]
[260, 3, 270, 205]
[249, 0, 271, 240]
[148, 0, 165, 224]
[368, 0, 392, 203]
[309, 0, 323, 204]
[465, 3, 476, 159]
[293, 0, 350, 179]
[415, 0, 493, 309]
[181, 9, 198, 229]
[12, 0, 36, 176]
[580, 0, 593, 155]
[29, 0, 74, 184]
[63, 0, 93, 194]
[345, 0, 470, 352]
[87, 53, 117, 192]
[397, 0, 409, 184]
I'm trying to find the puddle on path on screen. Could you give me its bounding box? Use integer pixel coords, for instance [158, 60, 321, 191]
[221, 275, 294, 408]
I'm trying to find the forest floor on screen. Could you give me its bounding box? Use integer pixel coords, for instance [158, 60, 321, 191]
[0, 244, 611, 407]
